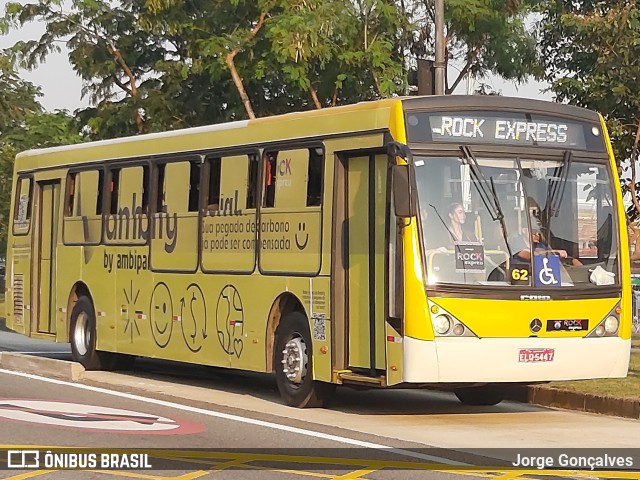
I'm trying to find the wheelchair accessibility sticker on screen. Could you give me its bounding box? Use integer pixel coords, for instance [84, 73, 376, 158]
[534, 255, 561, 287]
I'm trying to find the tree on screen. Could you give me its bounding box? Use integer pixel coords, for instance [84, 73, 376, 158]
[3, 0, 542, 137]
[3, 0, 169, 136]
[0, 54, 43, 256]
[266, 0, 408, 108]
[0, 51, 82, 255]
[537, 0, 640, 220]
[405, 0, 541, 94]
[0, 55, 42, 135]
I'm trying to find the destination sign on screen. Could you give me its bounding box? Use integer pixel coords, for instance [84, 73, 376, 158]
[405, 111, 605, 151]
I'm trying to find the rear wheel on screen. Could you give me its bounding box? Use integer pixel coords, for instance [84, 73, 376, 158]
[274, 312, 335, 408]
[70, 296, 131, 370]
[454, 386, 504, 406]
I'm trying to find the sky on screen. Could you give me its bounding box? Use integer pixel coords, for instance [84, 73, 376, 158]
[0, 1, 552, 112]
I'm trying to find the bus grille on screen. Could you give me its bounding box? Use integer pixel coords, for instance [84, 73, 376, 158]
[13, 275, 24, 323]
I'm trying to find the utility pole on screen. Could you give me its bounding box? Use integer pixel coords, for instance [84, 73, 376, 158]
[434, 0, 445, 95]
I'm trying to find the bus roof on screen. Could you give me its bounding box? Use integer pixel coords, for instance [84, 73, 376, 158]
[14, 97, 403, 171]
[14, 95, 602, 171]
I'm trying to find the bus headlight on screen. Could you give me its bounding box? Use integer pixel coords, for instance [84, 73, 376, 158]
[433, 315, 452, 335]
[586, 304, 622, 338]
[604, 316, 619, 335]
[452, 324, 465, 336]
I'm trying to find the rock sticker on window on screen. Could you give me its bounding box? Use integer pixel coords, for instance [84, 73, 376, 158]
[454, 242, 485, 273]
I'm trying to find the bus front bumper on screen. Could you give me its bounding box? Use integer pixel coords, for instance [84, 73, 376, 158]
[403, 336, 631, 383]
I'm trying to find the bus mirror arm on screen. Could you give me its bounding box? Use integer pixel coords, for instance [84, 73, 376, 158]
[386, 141, 412, 161]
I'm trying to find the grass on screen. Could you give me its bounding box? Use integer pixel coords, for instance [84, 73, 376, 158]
[547, 348, 640, 400]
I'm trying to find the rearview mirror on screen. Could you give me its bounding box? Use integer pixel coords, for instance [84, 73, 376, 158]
[392, 164, 417, 218]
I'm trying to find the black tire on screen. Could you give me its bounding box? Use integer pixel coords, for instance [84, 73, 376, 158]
[69, 296, 118, 370]
[274, 312, 335, 408]
[454, 385, 504, 406]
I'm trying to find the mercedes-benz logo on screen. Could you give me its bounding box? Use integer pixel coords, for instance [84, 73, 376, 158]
[530, 318, 542, 333]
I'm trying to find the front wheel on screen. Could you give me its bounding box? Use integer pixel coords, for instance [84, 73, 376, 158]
[274, 312, 335, 408]
[454, 386, 504, 406]
[70, 296, 130, 370]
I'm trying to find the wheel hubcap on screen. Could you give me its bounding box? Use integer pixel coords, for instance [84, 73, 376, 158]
[73, 312, 90, 356]
[281, 336, 308, 384]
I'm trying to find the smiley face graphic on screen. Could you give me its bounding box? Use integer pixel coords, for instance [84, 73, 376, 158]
[295, 222, 309, 250]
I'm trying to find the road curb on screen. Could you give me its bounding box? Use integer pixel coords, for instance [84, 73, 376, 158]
[0, 352, 85, 381]
[508, 385, 640, 419]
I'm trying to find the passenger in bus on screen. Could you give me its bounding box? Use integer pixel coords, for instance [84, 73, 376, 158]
[447, 202, 477, 243]
[511, 223, 583, 266]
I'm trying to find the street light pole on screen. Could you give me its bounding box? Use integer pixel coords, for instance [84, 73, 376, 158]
[434, 0, 445, 95]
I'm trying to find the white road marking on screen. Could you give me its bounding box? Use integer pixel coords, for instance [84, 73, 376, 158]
[7, 352, 69, 354]
[0, 368, 468, 466]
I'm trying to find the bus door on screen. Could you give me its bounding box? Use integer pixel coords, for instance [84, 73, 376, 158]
[344, 153, 400, 379]
[32, 180, 61, 336]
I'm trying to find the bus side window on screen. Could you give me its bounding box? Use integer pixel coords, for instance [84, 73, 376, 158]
[65, 170, 101, 217]
[109, 169, 120, 214]
[207, 158, 221, 212]
[263, 152, 277, 208]
[156, 163, 166, 212]
[247, 154, 259, 209]
[307, 148, 323, 207]
[142, 165, 150, 213]
[112, 165, 147, 214]
[63, 170, 102, 245]
[96, 169, 104, 214]
[188, 160, 201, 212]
[13, 177, 33, 233]
[268, 148, 310, 209]
[65, 173, 77, 217]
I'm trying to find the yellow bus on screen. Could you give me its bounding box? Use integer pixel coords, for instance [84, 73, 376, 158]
[5, 96, 631, 407]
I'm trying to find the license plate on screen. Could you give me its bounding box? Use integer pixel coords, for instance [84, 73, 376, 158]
[519, 348, 555, 363]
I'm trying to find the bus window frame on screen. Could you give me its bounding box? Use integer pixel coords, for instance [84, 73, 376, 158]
[151, 155, 203, 216]
[258, 143, 326, 277]
[12, 174, 34, 236]
[61, 166, 105, 247]
[199, 148, 261, 275]
[261, 144, 326, 210]
[104, 159, 152, 246]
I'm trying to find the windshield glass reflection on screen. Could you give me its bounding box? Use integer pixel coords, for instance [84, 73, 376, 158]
[414, 155, 618, 288]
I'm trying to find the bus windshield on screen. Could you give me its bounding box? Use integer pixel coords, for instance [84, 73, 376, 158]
[415, 154, 619, 288]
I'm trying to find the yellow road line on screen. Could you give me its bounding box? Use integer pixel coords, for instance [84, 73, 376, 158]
[331, 468, 378, 479]
[2, 472, 55, 480]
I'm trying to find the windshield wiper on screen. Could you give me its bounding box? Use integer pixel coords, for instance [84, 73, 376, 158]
[543, 150, 573, 241]
[460, 145, 512, 258]
[545, 150, 573, 219]
[459, 146, 501, 221]
[489, 176, 512, 257]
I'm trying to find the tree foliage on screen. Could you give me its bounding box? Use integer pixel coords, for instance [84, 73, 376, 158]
[537, 0, 640, 220]
[2, 0, 542, 139]
[0, 53, 82, 254]
[406, 0, 541, 94]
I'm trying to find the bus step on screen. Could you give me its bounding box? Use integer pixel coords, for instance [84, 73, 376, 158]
[336, 371, 386, 386]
